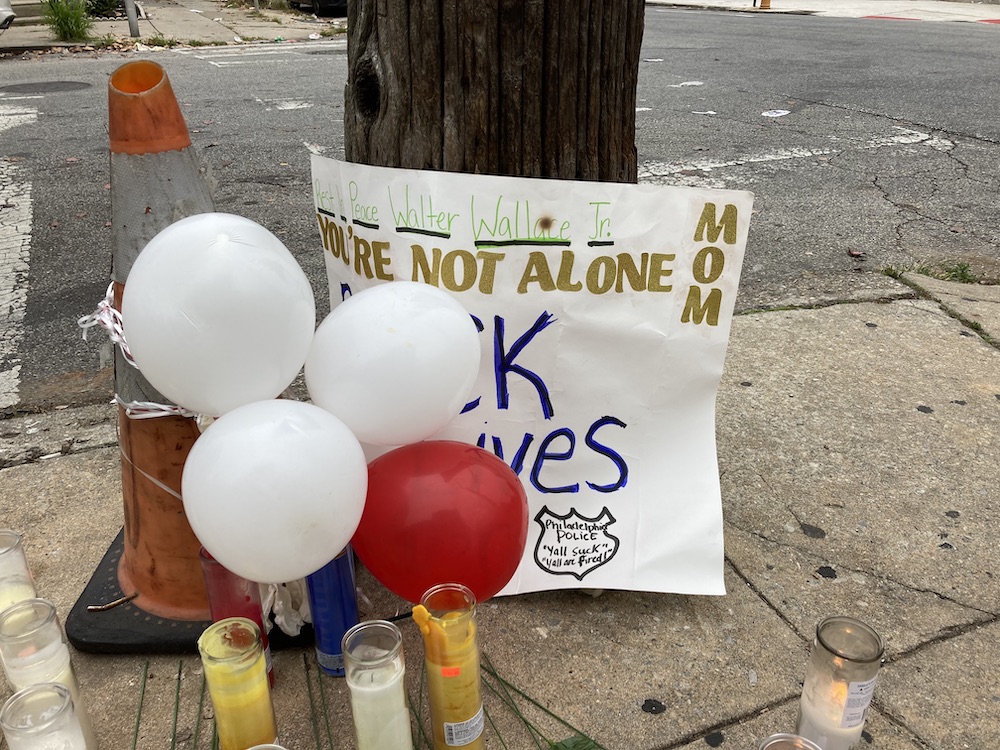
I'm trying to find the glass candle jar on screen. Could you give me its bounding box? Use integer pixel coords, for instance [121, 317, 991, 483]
[412, 583, 484, 750]
[199, 548, 273, 686]
[342, 620, 413, 750]
[197, 617, 277, 750]
[796, 616, 885, 750]
[759, 733, 824, 750]
[1, 683, 87, 750]
[0, 599, 97, 749]
[0, 530, 36, 614]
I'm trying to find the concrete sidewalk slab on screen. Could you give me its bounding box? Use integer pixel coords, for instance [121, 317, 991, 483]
[903, 272, 1000, 338]
[1, 279, 997, 749]
[0, 0, 345, 52]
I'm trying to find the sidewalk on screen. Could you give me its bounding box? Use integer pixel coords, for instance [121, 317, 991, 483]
[2, 271, 998, 749]
[1, 0, 998, 748]
[0, 0, 346, 53]
[1, 0, 999, 54]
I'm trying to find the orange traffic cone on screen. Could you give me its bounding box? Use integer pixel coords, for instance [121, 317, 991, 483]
[68, 61, 215, 650]
[109, 60, 215, 622]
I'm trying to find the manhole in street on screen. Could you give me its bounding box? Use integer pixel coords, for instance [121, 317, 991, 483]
[0, 81, 92, 94]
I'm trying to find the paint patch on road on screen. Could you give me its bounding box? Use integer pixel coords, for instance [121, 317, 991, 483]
[0, 104, 38, 410]
[255, 97, 314, 111]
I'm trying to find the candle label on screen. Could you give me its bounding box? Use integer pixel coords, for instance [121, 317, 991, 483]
[441, 666, 462, 678]
[841, 676, 878, 727]
[443, 705, 484, 746]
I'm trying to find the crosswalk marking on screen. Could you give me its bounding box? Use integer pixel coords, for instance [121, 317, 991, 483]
[0, 104, 38, 410]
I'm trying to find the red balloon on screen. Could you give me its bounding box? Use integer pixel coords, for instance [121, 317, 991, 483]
[352, 440, 529, 603]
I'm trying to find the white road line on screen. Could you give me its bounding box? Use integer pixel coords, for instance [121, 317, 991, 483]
[0, 104, 38, 410]
[639, 125, 949, 188]
[171, 39, 345, 61]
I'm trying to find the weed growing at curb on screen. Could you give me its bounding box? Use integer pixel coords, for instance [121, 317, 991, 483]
[938, 262, 979, 283]
[90, 32, 117, 47]
[247, 9, 283, 22]
[44, 0, 94, 42]
[224, 0, 291, 9]
[884, 263, 989, 285]
[320, 25, 346, 36]
[144, 32, 178, 47]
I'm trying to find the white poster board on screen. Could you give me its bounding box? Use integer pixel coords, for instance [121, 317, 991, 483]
[311, 156, 753, 596]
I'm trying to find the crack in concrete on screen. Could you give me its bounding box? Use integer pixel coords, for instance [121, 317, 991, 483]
[725, 521, 996, 617]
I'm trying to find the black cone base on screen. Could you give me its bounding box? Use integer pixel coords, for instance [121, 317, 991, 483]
[66, 528, 311, 654]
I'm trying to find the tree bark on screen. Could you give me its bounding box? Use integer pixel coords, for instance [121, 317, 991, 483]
[345, 0, 644, 183]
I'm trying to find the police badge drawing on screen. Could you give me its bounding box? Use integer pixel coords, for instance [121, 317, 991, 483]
[311, 156, 753, 597]
[534, 507, 620, 580]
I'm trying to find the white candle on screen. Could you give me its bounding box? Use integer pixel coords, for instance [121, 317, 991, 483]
[0, 531, 36, 616]
[797, 676, 876, 750]
[0, 580, 37, 614]
[1, 626, 98, 750]
[0, 683, 88, 750]
[348, 660, 413, 750]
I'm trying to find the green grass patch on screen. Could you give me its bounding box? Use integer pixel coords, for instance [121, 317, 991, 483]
[44, 0, 94, 42]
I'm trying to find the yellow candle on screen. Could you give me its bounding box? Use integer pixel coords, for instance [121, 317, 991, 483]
[413, 584, 484, 750]
[198, 617, 277, 750]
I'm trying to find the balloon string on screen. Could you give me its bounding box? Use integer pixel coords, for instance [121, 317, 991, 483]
[113, 395, 200, 421]
[81, 287, 205, 423]
[78, 282, 138, 368]
[118, 441, 184, 502]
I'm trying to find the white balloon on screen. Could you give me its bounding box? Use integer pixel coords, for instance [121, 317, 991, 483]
[182, 399, 368, 584]
[122, 213, 316, 416]
[305, 282, 481, 446]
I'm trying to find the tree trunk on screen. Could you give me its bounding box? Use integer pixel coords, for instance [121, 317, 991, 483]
[345, 0, 644, 183]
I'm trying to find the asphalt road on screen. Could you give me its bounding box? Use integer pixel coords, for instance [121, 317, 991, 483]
[1, 7, 998, 412]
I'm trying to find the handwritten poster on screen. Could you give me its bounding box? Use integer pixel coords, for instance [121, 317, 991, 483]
[311, 156, 753, 596]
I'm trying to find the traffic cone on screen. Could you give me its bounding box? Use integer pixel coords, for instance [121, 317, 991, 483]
[68, 61, 215, 651]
